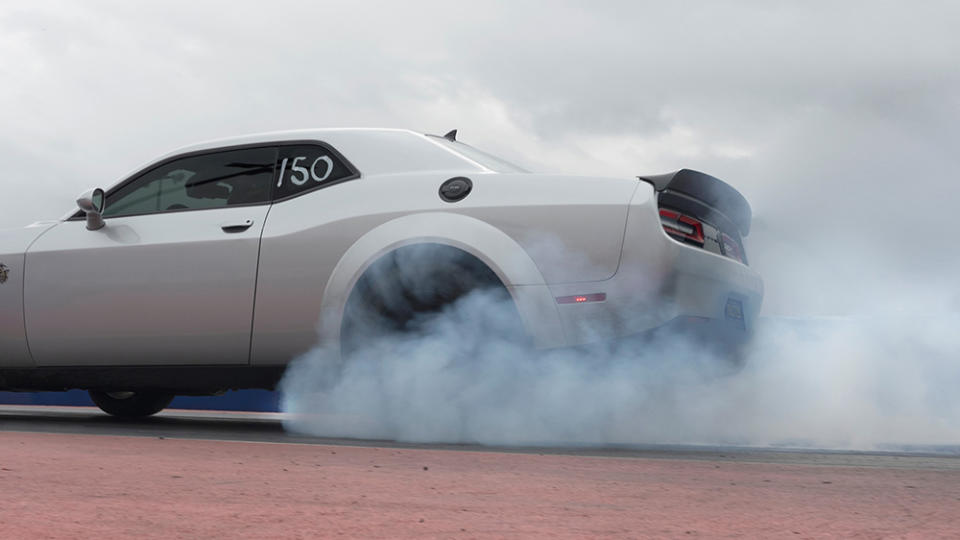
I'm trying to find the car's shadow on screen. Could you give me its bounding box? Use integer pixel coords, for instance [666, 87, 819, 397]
[0, 406, 290, 442]
[0, 406, 499, 451]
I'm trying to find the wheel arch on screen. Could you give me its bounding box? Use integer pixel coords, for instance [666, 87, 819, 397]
[318, 212, 565, 349]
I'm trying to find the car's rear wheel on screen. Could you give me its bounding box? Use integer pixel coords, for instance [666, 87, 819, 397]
[340, 244, 527, 356]
[88, 390, 174, 418]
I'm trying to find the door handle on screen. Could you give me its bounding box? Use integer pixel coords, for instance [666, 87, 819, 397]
[221, 219, 255, 233]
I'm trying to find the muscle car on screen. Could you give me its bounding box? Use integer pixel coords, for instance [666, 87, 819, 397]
[0, 128, 762, 416]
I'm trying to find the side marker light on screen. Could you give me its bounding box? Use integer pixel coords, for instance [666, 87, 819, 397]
[556, 293, 606, 304]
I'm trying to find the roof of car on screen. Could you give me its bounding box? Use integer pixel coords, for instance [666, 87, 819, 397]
[163, 128, 422, 156]
[147, 128, 491, 178]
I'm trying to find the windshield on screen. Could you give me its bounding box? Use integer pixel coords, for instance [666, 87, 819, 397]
[426, 135, 529, 173]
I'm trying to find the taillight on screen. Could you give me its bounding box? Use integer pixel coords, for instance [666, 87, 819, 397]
[659, 208, 704, 246]
[721, 233, 744, 263]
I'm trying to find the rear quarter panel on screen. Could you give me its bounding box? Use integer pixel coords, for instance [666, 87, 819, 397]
[250, 171, 637, 364]
[458, 173, 638, 284]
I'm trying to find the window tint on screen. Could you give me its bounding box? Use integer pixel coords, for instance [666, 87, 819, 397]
[104, 147, 277, 218]
[274, 145, 354, 200]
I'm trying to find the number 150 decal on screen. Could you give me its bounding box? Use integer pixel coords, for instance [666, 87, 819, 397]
[277, 155, 334, 187]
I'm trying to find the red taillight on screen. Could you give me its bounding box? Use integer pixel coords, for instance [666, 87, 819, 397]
[659, 209, 704, 246]
[721, 233, 744, 263]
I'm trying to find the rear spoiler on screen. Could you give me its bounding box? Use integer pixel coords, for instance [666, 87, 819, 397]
[638, 169, 752, 237]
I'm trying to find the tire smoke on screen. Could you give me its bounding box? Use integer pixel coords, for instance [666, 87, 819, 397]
[280, 261, 960, 450]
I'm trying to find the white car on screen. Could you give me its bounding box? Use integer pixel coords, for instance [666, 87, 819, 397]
[0, 128, 762, 417]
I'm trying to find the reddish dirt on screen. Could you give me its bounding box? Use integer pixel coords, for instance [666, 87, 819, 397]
[1, 431, 959, 538]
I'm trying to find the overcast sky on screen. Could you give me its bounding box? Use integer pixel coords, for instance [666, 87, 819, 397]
[2, 1, 958, 315]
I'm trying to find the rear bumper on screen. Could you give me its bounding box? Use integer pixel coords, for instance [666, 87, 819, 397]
[546, 183, 763, 347]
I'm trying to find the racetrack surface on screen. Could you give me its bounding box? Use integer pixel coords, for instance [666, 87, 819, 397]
[2, 406, 960, 538]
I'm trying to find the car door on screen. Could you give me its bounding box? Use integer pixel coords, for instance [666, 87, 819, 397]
[24, 146, 277, 367]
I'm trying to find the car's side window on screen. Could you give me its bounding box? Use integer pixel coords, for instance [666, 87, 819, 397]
[104, 147, 277, 218]
[273, 144, 355, 200]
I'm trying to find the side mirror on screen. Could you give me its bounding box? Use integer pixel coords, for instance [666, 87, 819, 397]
[76, 188, 106, 231]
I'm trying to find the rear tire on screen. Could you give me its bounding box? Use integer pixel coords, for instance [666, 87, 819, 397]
[88, 390, 174, 418]
[340, 244, 526, 355]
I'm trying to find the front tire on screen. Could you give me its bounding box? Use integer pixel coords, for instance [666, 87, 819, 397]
[88, 390, 174, 418]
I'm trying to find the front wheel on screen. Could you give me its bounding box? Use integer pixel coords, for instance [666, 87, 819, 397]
[88, 390, 174, 418]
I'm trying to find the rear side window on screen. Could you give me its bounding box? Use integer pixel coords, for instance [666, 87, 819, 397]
[274, 144, 356, 200]
[104, 147, 277, 218]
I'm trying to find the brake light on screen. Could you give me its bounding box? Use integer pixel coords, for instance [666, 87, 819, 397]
[659, 209, 704, 246]
[721, 233, 744, 263]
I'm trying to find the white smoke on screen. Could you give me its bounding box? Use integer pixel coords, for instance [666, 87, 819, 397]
[280, 253, 960, 451]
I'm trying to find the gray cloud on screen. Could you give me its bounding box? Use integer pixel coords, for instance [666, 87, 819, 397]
[2, 0, 958, 315]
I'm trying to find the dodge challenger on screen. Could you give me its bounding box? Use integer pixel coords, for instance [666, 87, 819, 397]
[0, 128, 762, 417]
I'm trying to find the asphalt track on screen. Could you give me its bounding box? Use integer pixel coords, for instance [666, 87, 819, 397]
[2, 405, 960, 538]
